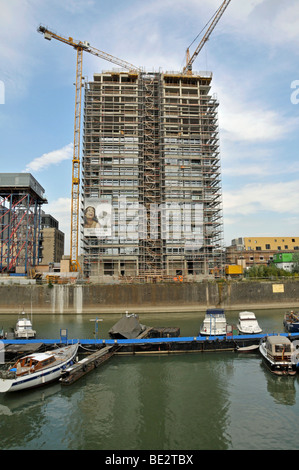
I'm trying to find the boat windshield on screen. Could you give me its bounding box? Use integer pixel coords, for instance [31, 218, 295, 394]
[275, 344, 291, 353]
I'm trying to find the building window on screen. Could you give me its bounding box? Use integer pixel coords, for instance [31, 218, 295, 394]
[104, 262, 114, 275]
[265, 244, 270, 249]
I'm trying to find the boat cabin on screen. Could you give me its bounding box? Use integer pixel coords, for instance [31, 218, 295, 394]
[265, 336, 293, 362]
[285, 311, 299, 323]
[239, 311, 256, 321]
[10, 353, 56, 377]
[200, 309, 227, 335]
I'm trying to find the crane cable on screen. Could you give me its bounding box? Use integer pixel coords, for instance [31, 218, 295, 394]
[186, 3, 222, 55]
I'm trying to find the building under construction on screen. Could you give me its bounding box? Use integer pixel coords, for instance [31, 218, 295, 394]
[82, 70, 224, 281]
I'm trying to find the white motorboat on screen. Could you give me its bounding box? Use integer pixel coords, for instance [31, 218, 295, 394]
[237, 311, 262, 335]
[199, 309, 227, 336]
[0, 343, 78, 392]
[259, 336, 296, 376]
[14, 311, 36, 339]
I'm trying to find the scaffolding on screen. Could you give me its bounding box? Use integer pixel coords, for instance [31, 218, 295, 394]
[138, 73, 164, 276]
[82, 71, 224, 281]
[0, 174, 46, 274]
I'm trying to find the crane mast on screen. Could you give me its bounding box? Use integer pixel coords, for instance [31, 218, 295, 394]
[182, 0, 231, 75]
[37, 26, 141, 272]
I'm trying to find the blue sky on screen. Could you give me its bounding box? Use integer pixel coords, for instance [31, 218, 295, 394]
[1, 0, 299, 255]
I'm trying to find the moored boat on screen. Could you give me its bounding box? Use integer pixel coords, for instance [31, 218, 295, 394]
[236, 344, 259, 353]
[199, 308, 227, 336]
[283, 311, 299, 333]
[14, 311, 36, 339]
[237, 311, 262, 335]
[0, 343, 78, 393]
[259, 336, 296, 376]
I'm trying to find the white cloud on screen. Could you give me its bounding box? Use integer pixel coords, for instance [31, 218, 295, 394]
[24, 143, 73, 172]
[222, 179, 299, 244]
[223, 180, 299, 217]
[222, 163, 269, 178]
[244, 1, 299, 49]
[220, 107, 297, 143]
[216, 78, 299, 143]
[222, 157, 299, 179]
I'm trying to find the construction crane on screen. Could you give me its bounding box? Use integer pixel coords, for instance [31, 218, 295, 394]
[182, 0, 231, 75]
[37, 25, 141, 272]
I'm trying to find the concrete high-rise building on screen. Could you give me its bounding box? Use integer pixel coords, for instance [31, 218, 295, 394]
[40, 213, 65, 265]
[82, 71, 224, 281]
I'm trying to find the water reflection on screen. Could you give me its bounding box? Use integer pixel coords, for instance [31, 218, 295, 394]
[260, 362, 296, 405]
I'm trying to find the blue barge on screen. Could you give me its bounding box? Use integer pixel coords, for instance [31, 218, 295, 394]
[3, 332, 299, 386]
[2, 331, 299, 350]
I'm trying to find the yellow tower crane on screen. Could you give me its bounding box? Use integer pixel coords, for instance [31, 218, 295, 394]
[182, 0, 231, 75]
[37, 25, 141, 272]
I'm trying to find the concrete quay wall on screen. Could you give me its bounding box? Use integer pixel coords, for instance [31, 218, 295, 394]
[0, 280, 299, 314]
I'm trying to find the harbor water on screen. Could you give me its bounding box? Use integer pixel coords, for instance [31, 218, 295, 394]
[0, 308, 299, 450]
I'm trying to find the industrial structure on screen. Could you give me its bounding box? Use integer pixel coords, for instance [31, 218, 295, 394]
[0, 173, 47, 274]
[38, 0, 230, 281]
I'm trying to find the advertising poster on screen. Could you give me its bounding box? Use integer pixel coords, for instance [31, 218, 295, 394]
[83, 198, 112, 237]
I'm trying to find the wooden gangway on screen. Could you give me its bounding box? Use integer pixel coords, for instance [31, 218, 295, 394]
[59, 343, 120, 385]
[60, 343, 120, 385]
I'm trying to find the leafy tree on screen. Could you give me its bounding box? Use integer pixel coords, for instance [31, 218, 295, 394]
[246, 264, 291, 278]
[292, 253, 299, 274]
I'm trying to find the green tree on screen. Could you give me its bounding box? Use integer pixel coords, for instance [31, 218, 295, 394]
[292, 253, 299, 274]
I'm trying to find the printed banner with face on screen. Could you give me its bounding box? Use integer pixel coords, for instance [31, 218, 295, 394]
[83, 198, 112, 237]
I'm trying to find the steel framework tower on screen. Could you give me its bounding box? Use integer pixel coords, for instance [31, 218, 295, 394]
[0, 174, 46, 274]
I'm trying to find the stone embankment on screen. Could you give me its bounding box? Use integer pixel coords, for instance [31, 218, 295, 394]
[0, 279, 298, 314]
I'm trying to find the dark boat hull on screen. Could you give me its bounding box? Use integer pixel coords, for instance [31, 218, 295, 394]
[283, 319, 299, 333]
[262, 357, 296, 376]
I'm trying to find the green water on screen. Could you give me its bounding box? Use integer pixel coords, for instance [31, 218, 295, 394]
[0, 309, 299, 450]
